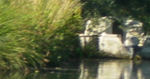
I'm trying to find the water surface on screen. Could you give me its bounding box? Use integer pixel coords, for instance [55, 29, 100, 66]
[1, 59, 150, 79]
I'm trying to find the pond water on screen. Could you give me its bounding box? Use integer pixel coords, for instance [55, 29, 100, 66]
[1, 59, 150, 79]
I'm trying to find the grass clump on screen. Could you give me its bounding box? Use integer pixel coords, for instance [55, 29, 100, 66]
[0, 0, 82, 70]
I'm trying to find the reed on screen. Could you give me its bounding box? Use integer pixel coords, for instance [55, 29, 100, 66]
[0, 0, 82, 70]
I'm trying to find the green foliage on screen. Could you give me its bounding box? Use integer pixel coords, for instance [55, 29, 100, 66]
[81, 0, 116, 17]
[0, 0, 82, 70]
[0, 71, 25, 79]
[81, 0, 150, 34]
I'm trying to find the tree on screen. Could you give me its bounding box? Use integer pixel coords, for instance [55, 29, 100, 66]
[81, 0, 150, 34]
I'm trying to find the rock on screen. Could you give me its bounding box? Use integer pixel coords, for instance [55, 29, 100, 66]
[79, 17, 146, 59]
[122, 19, 144, 43]
[124, 37, 139, 47]
[99, 33, 130, 58]
[84, 17, 113, 35]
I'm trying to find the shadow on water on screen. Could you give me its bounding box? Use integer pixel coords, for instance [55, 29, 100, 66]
[1, 59, 150, 79]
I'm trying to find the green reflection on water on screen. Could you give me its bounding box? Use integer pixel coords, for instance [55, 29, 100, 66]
[1, 59, 150, 79]
[0, 70, 80, 79]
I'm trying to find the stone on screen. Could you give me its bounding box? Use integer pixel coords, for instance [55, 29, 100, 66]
[84, 17, 113, 35]
[124, 37, 139, 47]
[98, 33, 130, 57]
[123, 36, 140, 59]
[79, 17, 145, 58]
[123, 19, 143, 28]
[122, 19, 144, 43]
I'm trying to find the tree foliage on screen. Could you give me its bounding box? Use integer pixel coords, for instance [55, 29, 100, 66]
[81, 0, 150, 34]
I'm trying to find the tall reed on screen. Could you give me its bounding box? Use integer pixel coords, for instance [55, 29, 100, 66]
[0, 0, 82, 70]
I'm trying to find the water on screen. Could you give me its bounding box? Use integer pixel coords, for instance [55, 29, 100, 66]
[1, 59, 150, 79]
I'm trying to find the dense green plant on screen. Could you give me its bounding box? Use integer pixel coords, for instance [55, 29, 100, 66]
[81, 0, 150, 34]
[0, 0, 82, 70]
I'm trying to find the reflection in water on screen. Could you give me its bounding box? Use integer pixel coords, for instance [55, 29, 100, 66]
[1, 59, 150, 79]
[79, 59, 150, 79]
[97, 60, 133, 79]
